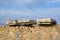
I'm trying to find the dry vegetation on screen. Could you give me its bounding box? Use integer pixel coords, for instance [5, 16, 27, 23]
[0, 25, 60, 40]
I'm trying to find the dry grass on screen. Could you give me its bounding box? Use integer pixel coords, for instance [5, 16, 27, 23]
[0, 25, 60, 40]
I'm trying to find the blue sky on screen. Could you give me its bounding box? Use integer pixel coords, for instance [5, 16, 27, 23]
[0, 0, 60, 25]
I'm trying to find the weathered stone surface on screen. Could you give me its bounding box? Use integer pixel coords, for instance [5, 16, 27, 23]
[0, 25, 60, 40]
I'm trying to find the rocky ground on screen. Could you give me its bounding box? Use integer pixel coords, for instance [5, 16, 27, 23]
[0, 25, 60, 40]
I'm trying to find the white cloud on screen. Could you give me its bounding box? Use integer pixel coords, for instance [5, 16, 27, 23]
[0, 0, 38, 5]
[0, 7, 60, 16]
[48, 0, 60, 3]
[0, 9, 34, 16]
[0, 0, 60, 6]
[1, 0, 60, 5]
